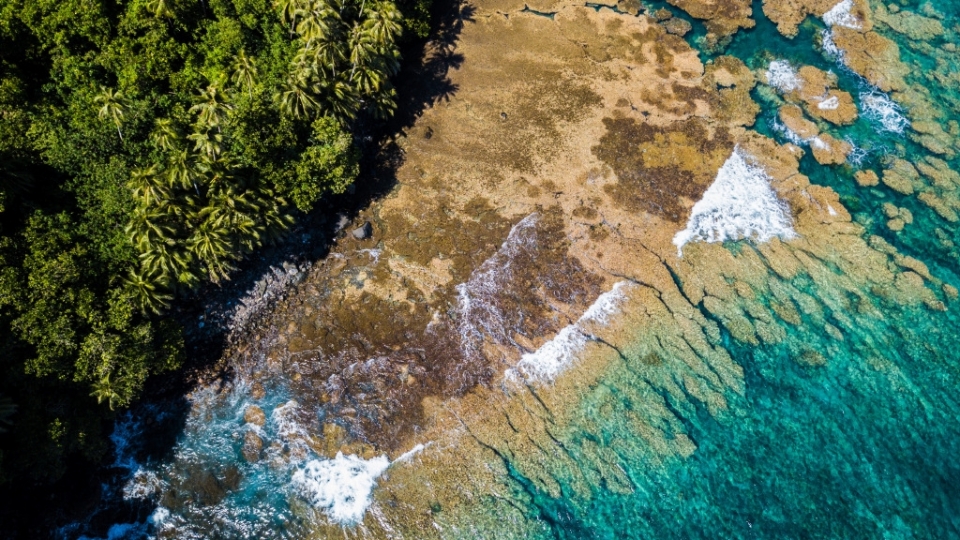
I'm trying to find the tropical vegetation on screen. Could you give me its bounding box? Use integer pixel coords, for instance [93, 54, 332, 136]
[0, 0, 431, 520]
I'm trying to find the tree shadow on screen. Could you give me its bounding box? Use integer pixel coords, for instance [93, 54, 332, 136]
[52, 0, 471, 537]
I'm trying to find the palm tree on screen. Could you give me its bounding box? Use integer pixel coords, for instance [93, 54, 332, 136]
[274, 0, 306, 34]
[139, 240, 193, 281]
[189, 85, 232, 130]
[146, 0, 175, 18]
[347, 23, 375, 78]
[312, 35, 347, 76]
[317, 76, 359, 121]
[277, 75, 319, 118]
[127, 165, 170, 207]
[231, 50, 259, 98]
[369, 81, 397, 119]
[363, 1, 401, 44]
[123, 268, 172, 314]
[351, 62, 383, 94]
[90, 373, 123, 410]
[187, 128, 223, 160]
[125, 205, 175, 248]
[152, 118, 179, 151]
[186, 211, 234, 281]
[94, 86, 128, 140]
[296, 13, 327, 43]
[166, 149, 198, 191]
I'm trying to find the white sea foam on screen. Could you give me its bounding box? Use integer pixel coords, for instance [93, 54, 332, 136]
[507, 281, 631, 383]
[821, 29, 842, 60]
[673, 147, 796, 256]
[456, 214, 539, 361]
[772, 119, 805, 146]
[148, 507, 170, 526]
[845, 137, 868, 165]
[122, 469, 163, 500]
[269, 400, 313, 462]
[818, 95, 840, 110]
[773, 120, 863, 165]
[810, 136, 830, 151]
[765, 60, 800, 93]
[394, 443, 426, 463]
[860, 90, 910, 133]
[823, 0, 861, 29]
[292, 452, 391, 525]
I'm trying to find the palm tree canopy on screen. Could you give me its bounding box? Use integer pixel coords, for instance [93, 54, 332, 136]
[94, 87, 127, 128]
[231, 50, 259, 93]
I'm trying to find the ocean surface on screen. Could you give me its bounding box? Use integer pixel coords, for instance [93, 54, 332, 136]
[66, 0, 960, 538]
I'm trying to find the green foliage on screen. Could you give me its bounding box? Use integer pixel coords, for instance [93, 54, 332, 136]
[0, 0, 432, 499]
[275, 0, 404, 122]
[290, 116, 359, 210]
[396, 0, 433, 40]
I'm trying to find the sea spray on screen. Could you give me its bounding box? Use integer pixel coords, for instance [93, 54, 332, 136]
[822, 0, 861, 30]
[292, 452, 392, 524]
[673, 147, 796, 256]
[456, 213, 539, 360]
[291, 442, 428, 525]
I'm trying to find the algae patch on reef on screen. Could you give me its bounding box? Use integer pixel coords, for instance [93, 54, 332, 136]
[97, 0, 960, 537]
[593, 117, 735, 222]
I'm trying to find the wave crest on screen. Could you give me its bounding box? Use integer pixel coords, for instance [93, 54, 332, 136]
[673, 147, 796, 256]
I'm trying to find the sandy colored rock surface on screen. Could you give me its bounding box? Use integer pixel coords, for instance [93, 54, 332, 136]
[830, 26, 906, 92]
[762, 0, 871, 37]
[175, 0, 950, 536]
[810, 133, 852, 165]
[855, 169, 879, 186]
[667, 0, 753, 38]
[789, 66, 858, 125]
[779, 104, 819, 139]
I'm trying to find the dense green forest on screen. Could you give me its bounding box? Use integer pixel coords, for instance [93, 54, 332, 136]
[0, 0, 430, 505]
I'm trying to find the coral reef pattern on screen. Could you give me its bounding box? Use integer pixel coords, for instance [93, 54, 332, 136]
[69, 0, 960, 538]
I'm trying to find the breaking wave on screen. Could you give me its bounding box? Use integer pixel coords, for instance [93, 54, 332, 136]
[292, 452, 392, 525]
[673, 147, 796, 256]
[506, 281, 631, 384]
[822, 0, 861, 30]
[860, 90, 910, 133]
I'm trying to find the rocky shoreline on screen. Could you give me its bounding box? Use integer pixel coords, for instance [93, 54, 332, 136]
[65, 0, 960, 536]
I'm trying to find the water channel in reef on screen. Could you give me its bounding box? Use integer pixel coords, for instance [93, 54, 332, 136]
[66, 0, 960, 538]
[497, 1, 960, 537]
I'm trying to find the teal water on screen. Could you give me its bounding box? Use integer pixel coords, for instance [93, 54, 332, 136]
[69, 1, 960, 538]
[494, 2, 960, 538]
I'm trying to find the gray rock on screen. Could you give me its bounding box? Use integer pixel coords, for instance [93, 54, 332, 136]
[352, 221, 373, 240]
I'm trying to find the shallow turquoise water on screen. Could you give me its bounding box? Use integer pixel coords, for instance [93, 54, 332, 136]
[498, 2, 960, 538]
[70, 1, 960, 538]
[502, 296, 960, 538]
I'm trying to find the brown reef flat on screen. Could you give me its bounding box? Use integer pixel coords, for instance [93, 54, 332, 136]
[185, 0, 955, 537]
